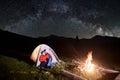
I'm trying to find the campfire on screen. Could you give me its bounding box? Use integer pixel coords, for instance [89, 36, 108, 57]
[70, 51, 100, 79]
[63, 51, 119, 80]
[71, 51, 119, 80]
[78, 51, 103, 80]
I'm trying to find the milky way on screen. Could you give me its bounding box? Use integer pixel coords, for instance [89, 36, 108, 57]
[0, 0, 120, 38]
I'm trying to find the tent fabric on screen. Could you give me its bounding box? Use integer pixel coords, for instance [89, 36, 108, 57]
[30, 44, 60, 67]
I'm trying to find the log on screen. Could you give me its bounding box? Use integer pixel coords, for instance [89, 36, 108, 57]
[73, 60, 119, 73]
[61, 70, 87, 80]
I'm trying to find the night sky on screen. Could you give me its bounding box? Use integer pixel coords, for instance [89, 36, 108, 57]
[0, 0, 120, 38]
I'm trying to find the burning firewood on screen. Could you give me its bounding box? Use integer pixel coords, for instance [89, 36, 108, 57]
[70, 51, 119, 80]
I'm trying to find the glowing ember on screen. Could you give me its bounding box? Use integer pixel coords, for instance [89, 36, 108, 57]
[84, 51, 94, 72]
[73, 51, 108, 80]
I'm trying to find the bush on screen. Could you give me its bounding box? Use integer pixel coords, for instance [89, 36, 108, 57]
[51, 60, 66, 73]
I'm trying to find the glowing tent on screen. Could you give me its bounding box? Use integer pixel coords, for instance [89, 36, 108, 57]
[30, 44, 60, 67]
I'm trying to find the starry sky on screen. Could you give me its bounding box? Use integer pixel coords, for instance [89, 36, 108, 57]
[0, 0, 120, 38]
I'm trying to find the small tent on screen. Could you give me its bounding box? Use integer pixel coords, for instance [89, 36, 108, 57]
[30, 44, 60, 67]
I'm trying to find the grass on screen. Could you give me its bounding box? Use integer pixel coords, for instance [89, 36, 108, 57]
[0, 54, 119, 80]
[0, 55, 69, 80]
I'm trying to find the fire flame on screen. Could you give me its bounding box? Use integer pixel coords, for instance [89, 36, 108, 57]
[82, 51, 95, 73]
[74, 51, 105, 80]
[85, 51, 94, 72]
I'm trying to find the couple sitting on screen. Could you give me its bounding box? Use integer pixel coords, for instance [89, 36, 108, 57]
[39, 49, 52, 69]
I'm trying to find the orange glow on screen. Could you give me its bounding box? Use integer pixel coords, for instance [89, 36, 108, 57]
[75, 51, 106, 80]
[82, 51, 95, 73]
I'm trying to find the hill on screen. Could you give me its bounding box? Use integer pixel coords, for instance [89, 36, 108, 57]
[0, 30, 120, 67]
[0, 30, 120, 80]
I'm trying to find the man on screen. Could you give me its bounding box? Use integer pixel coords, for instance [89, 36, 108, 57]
[39, 50, 47, 68]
